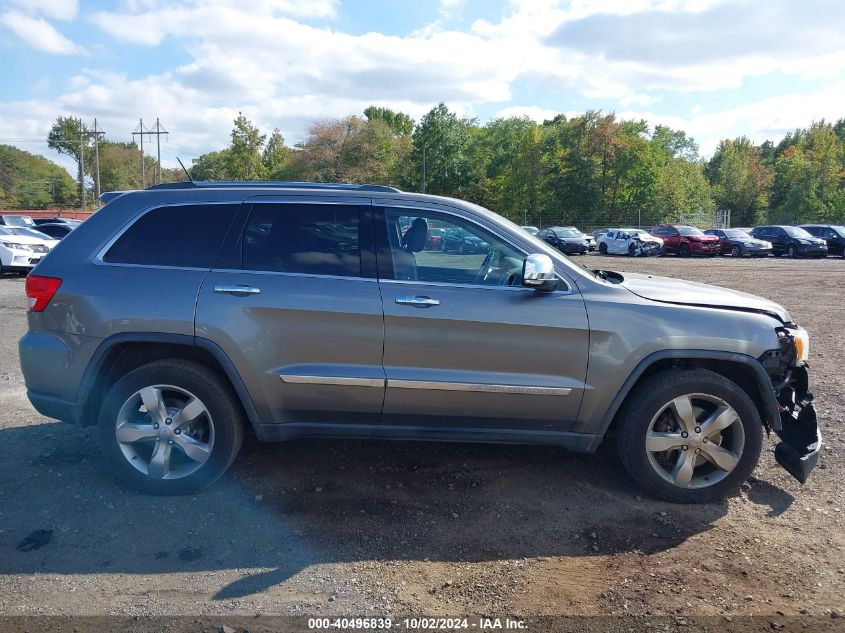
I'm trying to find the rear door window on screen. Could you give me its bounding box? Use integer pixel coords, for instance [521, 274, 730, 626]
[104, 203, 238, 268]
[240, 203, 362, 277]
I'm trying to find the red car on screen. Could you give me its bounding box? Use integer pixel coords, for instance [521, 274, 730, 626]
[650, 224, 719, 257]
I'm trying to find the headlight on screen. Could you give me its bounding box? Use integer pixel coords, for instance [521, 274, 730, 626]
[2, 241, 33, 251]
[792, 327, 810, 364]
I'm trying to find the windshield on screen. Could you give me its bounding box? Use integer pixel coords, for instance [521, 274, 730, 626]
[11, 228, 52, 240]
[783, 226, 813, 238]
[554, 228, 581, 238]
[677, 226, 704, 236]
[723, 229, 750, 238]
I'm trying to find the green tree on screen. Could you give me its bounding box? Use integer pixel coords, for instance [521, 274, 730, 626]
[191, 150, 231, 181]
[0, 144, 78, 209]
[262, 129, 292, 179]
[410, 103, 475, 195]
[364, 106, 414, 137]
[225, 113, 267, 180]
[705, 137, 769, 226]
[770, 122, 845, 223]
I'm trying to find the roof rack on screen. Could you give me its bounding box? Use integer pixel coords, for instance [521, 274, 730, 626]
[144, 181, 401, 193]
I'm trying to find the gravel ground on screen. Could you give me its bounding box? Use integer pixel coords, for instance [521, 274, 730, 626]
[0, 255, 842, 622]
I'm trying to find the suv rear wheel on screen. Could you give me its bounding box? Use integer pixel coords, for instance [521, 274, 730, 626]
[616, 368, 762, 503]
[98, 359, 244, 495]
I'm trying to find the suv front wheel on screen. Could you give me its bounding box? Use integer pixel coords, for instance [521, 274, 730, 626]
[98, 360, 244, 495]
[616, 368, 763, 503]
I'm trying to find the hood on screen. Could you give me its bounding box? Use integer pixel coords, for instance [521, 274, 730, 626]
[0, 234, 48, 246]
[621, 272, 791, 323]
[634, 234, 662, 244]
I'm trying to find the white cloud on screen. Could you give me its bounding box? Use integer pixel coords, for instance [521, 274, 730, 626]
[10, 0, 78, 21]
[0, 10, 82, 54]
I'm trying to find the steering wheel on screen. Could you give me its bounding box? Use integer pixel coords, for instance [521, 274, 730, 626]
[473, 250, 496, 285]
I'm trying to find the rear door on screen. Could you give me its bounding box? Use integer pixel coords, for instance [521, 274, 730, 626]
[374, 202, 589, 432]
[195, 195, 385, 426]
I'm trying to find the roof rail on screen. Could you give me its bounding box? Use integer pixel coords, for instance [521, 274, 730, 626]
[144, 181, 401, 193]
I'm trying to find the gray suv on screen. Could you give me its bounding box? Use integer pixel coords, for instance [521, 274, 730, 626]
[19, 182, 821, 502]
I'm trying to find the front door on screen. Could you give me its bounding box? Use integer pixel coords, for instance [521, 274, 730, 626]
[375, 204, 590, 432]
[195, 197, 385, 426]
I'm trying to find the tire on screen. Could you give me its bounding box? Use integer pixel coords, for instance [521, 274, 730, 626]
[441, 241, 448, 253]
[679, 243, 690, 258]
[786, 244, 797, 258]
[730, 245, 742, 257]
[615, 368, 763, 503]
[599, 242, 608, 255]
[98, 359, 245, 495]
[458, 243, 466, 255]
[628, 243, 636, 257]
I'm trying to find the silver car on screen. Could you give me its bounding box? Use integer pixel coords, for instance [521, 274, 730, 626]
[18, 182, 821, 502]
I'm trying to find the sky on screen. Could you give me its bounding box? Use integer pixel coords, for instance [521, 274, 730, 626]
[2, 0, 845, 176]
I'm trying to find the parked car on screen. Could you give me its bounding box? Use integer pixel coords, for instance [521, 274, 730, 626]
[537, 226, 589, 255]
[33, 217, 82, 226]
[798, 224, 845, 257]
[425, 227, 445, 251]
[441, 227, 489, 254]
[0, 215, 36, 227]
[6, 227, 60, 250]
[19, 181, 821, 503]
[0, 226, 50, 274]
[521, 226, 539, 235]
[598, 228, 663, 256]
[570, 228, 596, 251]
[30, 223, 75, 240]
[650, 224, 719, 257]
[703, 229, 772, 257]
[750, 226, 827, 258]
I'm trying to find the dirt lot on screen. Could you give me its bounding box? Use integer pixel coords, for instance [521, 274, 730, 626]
[0, 255, 843, 623]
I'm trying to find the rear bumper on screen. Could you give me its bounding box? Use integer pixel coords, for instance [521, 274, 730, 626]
[26, 389, 81, 425]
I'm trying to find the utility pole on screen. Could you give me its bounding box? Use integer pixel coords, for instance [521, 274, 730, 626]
[132, 118, 148, 187]
[421, 144, 426, 194]
[91, 118, 105, 205]
[148, 118, 169, 184]
[79, 118, 86, 212]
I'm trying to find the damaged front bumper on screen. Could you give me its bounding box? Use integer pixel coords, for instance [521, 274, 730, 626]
[761, 328, 822, 483]
[772, 364, 821, 483]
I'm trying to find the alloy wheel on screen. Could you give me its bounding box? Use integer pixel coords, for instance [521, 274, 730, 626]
[645, 393, 745, 489]
[114, 384, 215, 480]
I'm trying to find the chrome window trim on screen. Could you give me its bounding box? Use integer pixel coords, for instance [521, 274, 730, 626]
[379, 203, 573, 294]
[388, 379, 572, 396]
[93, 200, 240, 268]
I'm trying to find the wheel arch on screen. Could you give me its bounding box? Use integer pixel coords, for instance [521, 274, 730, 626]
[598, 350, 780, 440]
[77, 333, 262, 432]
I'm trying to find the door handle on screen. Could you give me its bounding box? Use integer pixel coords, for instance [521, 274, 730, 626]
[213, 284, 261, 296]
[395, 295, 440, 308]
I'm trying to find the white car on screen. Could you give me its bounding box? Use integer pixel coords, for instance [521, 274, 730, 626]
[0, 226, 51, 274]
[598, 228, 664, 256]
[6, 227, 60, 250]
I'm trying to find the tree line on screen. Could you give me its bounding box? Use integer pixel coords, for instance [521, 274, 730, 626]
[1, 106, 843, 229]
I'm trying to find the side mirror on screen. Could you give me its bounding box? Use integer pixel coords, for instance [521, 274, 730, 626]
[522, 253, 557, 292]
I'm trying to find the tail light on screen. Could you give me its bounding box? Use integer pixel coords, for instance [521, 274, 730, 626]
[25, 275, 62, 312]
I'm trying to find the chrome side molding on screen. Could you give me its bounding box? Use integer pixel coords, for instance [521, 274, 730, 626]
[278, 375, 572, 395]
[389, 380, 572, 396]
[279, 375, 386, 388]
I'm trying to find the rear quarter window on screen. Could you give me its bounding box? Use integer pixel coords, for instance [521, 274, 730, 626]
[103, 204, 238, 267]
